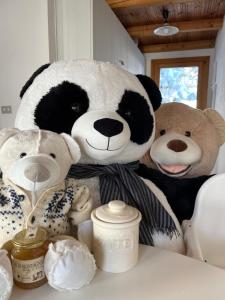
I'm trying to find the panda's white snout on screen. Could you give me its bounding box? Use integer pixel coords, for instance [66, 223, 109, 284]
[86, 116, 129, 152]
[72, 111, 131, 160]
[24, 163, 50, 182]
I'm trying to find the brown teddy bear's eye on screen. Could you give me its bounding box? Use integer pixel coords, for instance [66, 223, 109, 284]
[50, 153, 56, 159]
[20, 152, 27, 158]
[160, 129, 166, 136]
[185, 131, 191, 137]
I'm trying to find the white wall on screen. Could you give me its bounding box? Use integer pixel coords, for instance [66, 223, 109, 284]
[0, 0, 50, 129]
[0, 0, 145, 130]
[93, 0, 145, 74]
[51, 0, 93, 61]
[211, 16, 225, 174]
[50, 0, 145, 73]
[145, 48, 215, 107]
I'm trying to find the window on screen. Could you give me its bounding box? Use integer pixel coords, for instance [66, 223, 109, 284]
[151, 57, 210, 109]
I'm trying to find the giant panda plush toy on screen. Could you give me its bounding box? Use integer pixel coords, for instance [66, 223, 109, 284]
[15, 60, 184, 253]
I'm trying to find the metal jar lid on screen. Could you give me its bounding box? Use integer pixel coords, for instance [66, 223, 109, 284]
[95, 200, 139, 224]
[12, 227, 48, 249]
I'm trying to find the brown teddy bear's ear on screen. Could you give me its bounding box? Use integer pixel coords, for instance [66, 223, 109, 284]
[203, 108, 225, 145]
[0, 128, 20, 149]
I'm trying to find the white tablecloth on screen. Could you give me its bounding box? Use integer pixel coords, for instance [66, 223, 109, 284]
[10, 245, 225, 300]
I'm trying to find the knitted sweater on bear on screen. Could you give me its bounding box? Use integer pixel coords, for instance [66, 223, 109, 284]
[0, 178, 92, 247]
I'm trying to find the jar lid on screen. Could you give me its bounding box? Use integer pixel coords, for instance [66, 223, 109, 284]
[95, 200, 139, 224]
[12, 227, 48, 249]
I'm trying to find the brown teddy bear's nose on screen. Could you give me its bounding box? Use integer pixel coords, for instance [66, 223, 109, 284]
[167, 139, 187, 152]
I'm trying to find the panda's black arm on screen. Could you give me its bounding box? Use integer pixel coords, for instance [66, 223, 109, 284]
[136, 164, 213, 223]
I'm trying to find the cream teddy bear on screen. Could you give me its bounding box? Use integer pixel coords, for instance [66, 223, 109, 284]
[0, 128, 95, 298]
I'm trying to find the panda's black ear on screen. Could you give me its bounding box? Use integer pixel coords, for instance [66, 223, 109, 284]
[20, 63, 51, 99]
[136, 74, 162, 111]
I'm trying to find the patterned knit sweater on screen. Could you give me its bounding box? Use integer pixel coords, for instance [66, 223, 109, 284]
[0, 178, 92, 247]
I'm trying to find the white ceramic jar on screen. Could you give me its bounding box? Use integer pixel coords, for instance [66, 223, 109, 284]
[91, 200, 142, 273]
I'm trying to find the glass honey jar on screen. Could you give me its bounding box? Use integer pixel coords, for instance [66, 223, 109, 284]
[10, 227, 49, 289]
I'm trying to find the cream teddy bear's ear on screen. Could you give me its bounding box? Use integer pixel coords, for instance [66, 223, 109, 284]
[0, 128, 20, 149]
[60, 133, 81, 164]
[203, 109, 225, 146]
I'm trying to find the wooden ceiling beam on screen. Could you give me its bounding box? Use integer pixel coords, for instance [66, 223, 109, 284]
[127, 18, 223, 38]
[107, 0, 201, 9]
[140, 39, 215, 52]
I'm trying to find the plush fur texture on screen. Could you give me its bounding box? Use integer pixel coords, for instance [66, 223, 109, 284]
[0, 128, 80, 187]
[0, 129, 93, 246]
[141, 177, 184, 253]
[16, 60, 160, 165]
[136, 75, 162, 111]
[136, 164, 211, 223]
[142, 102, 225, 178]
[20, 63, 51, 98]
[0, 128, 95, 292]
[139, 102, 225, 222]
[15, 60, 185, 253]
[34, 81, 89, 134]
[117, 90, 154, 144]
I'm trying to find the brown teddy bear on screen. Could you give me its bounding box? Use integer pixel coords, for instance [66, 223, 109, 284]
[138, 102, 225, 222]
[142, 102, 225, 177]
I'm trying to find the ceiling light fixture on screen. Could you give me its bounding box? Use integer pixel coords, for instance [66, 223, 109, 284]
[154, 8, 179, 36]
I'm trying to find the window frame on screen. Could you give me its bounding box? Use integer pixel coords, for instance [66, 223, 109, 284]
[151, 56, 210, 110]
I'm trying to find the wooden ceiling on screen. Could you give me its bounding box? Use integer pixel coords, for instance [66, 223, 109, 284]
[106, 0, 225, 52]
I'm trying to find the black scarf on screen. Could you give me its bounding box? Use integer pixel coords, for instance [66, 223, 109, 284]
[68, 162, 179, 245]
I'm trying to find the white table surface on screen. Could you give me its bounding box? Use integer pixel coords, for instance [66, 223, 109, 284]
[10, 245, 225, 300]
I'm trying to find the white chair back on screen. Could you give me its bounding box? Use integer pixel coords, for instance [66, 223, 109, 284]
[190, 174, 225, 268]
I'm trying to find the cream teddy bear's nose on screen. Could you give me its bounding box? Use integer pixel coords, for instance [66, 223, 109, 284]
[24, 163, 50, 182]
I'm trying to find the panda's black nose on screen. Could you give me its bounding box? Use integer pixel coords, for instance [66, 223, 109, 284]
[94, 118, 123, 137]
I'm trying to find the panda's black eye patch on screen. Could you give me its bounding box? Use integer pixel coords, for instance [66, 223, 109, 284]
[117, 90, 153, 144]
[71, 102, 81, 113]
[124, 110, 133, 119]
[34, 81, 89, 134]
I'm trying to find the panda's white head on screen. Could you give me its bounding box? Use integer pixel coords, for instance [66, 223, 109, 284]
[15, 60, 161, 164]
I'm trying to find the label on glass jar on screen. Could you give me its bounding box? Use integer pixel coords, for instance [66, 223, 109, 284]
[11, 256, 45, 283]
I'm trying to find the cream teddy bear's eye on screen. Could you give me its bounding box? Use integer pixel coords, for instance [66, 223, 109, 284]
[50, 153, 56, 159]
[20, 152, 27, 158]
